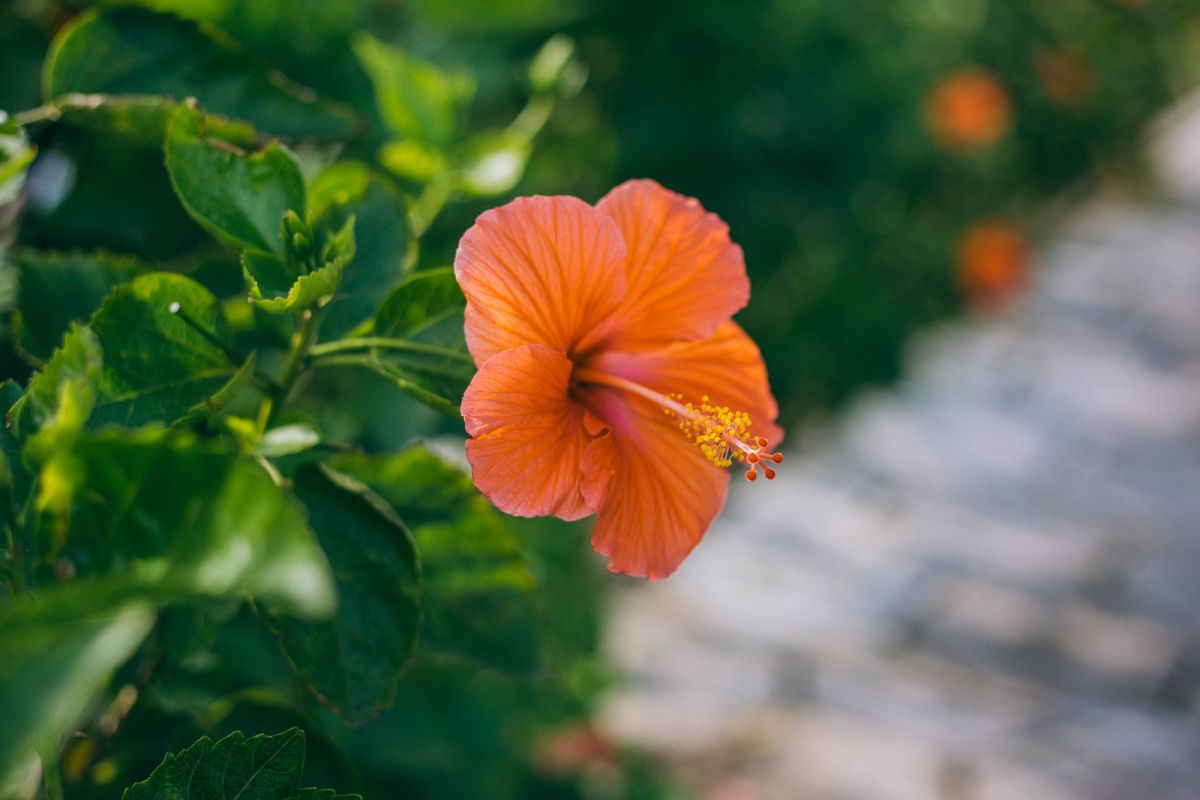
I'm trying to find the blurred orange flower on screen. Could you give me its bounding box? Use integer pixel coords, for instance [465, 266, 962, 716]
[1034, 48, 1095, 109]
[955, 220, 1031, 308]
[925, 68, 1012, 151]
[533, 723, 618, 775]
[457, 180, 782, 579]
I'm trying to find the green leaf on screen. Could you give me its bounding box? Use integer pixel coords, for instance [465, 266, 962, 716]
[120, 728, 355, 800]
[12, 249, 145, 361]
[377, 139, 447, 183]
[57, 431, 335, 617]
[90, 273, 240, 428]
[44, 7, 357, 140]
[241, 249, 295, 302]
[166, 104, 305, 257]
[7, 326, 103, 557]
[373, 267, 464, 340]
[331, 447, 540, 673]
[246, 216, 354, 314]
[9, 324, 102, 448]
[353, 33, 474, 145]
[248, 258, 342, 314]
[0, 586, 156, 797]
[309, 164, 409, 338]
[0, 111, 35, 205]
[121, 728, 359, 800]
[266, 465, 421, 724]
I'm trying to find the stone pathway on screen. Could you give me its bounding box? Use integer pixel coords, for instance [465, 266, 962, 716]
[602, 102, 1200, 800]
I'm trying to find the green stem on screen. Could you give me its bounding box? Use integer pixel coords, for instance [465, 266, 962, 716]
[12, 104, 60, 127]
[308, 336, 474, 363]
[41, 754, 63, 800]
[508, 95, 553, 141]
[259, 309, 320, 433]
[310, 354, 461, 417]
[16, 490, 37, 594]
[311, 353, 470, 380]
[409, 178, 452, 238]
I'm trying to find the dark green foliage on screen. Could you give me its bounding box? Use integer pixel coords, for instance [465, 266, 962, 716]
[89, 273, 239, 428]
[0, 588, 156, 794]
[332, 448, 540, 673]
[308, 164, 410, 338]
[1, 1, 1193, 799]
[13, 249, 143, 360]
[164, 106, 305, 258]
[567, 0, 1200, 419]
[45, 7, 358, 141]
[266, 466, 421, 725]
[374, 267, 464, 340]
[122, 728, 358, 800]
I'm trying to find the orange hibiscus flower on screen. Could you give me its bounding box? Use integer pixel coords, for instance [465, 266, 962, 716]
[924, 68, 1012, 152]
[456, 179, 782, 579]
[955, 219, 1030, 309]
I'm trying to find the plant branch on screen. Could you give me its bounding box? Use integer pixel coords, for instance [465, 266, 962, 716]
[12, 104, 61, 127]
[308, 336, 474, 363]
[258, 309, 320, 433]
[409, 177, 452, 238]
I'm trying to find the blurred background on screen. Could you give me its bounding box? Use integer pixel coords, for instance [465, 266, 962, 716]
[3, 0, 1200, 797]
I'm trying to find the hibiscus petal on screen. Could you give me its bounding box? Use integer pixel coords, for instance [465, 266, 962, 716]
[462, 344, 594, 520]
[580, 388, 730, 579]
[596, 179, 749, 348]
[586, 320, 783, 448]
[456, 195, 627, 365]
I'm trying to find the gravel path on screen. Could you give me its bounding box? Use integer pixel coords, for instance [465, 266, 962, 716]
[602, 102, 1200, 800]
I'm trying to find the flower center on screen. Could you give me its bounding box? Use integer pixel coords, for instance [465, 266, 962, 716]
[573, 368, 783, 481]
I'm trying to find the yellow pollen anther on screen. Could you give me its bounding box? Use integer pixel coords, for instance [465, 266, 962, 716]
[571, 367, 783, 482]
[670, 395, 783, 481]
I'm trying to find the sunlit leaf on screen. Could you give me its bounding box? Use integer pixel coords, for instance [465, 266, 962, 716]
[332, 447, 540, 673]
[0, 111, 35, 205]
[377, 139, 447, 183]
[353, 33, 474, 145]
[9, 324, 102, 448]
[44, 7, 357, 140]
[247, 217, 354, 314]
[90, 273, 241, 428]
[0, 586, 155, 798]
[266, 465, 421, 725]
[58, 431, 335, 618]
[165, 104, 305, 258]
